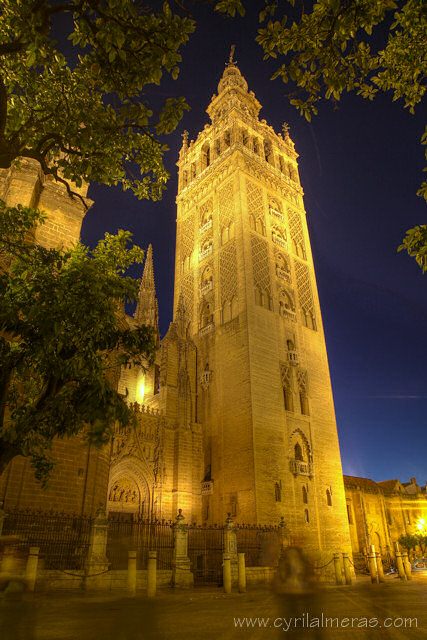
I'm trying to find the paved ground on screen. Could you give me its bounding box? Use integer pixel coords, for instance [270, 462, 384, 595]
[0, 573, 426, 640]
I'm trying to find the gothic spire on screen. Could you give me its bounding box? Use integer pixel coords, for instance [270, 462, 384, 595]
[135, 244, 159, 344]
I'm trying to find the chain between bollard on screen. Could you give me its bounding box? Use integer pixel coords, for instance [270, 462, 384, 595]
[59, 568, 111, 578]
[313, 557, 335, 571]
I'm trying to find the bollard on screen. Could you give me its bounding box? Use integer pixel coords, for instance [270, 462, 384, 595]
[402, 551, 412, 581]
[342, 553, 352, 585]
[127, 550, 137, 596]
[223, 553, 232, 594]
[333, 553, 343, 585]
[238, 553, 246, 593]
[147, 551, 157, 598]
[375, 553, 385, 583]
[393, 542, 407, 581]
[368, 545, 379, 584]
[25, 546, 40, 592]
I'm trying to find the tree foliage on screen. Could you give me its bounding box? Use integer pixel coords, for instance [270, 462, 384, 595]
[0, 0, 195, 202]
[216, 0, 426, 270]
[398, 532, 427, 555]
[0, 201, 155, 482]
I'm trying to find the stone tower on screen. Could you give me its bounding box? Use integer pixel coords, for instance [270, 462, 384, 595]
[174, 56, 352, 555]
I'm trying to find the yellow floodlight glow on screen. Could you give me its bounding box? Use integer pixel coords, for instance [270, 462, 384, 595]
[136, 376, 145, 403]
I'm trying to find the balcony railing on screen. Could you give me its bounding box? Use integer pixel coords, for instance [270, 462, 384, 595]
[282, 309, 297, 323]
[199, 280, 213, 296]
[272, 235, 288, 250]
[269, 207, 284, 221]
[289, 459, 314, 477]
[200, 370, 212, 389]
[199, 219, 212, 235]
[199, 322, 214, 337]
[199, 245, 213, 261]
[201, 480, 214, 495]
[287, 349, 299, 365]
[276, 268, 291, 284]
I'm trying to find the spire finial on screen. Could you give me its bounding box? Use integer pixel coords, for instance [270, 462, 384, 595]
[181, 130, 189, 149]
[282, 122, 290, 139]
[227, 44, 236, 66]
[134, 244, 159, 345]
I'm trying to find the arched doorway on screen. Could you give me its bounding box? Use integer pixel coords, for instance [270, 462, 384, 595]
[107, 458, 152, 521]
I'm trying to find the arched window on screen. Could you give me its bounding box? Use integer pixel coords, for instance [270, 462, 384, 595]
[275, 481, 282, 502]
[191, 163, 196, 180]
[287, 339, 295, 351]
[283, 386, 293, 412]
[302, 486, 308, 504]
[253, 138, 259, 155]
[181, 254, 191, 273]
[200, 302, 213, 328]
[326, 489, 332, 506]
[201, 143, 210, 170]
[182, 169, 188, 188]
[279, 290, 295, 316]
[304, 508, 309, 523]
[255, 218, 265, 236]
[294, 442, 303, 461]
[249, 214, 256, 231]
[264, 139, 272, 163]
[215, 139, 221, 157]
[222, 300, 232, 324]
[224, 130, 231, 148]
[276, 253, 290, 281]
[289, 165, 298, 182]
[300, 390, 309, 416]
[231, 296, 238, 319]
[201, 265, 213, 287]
[242, 129, 249, 147]
[279, 156, 286, 174]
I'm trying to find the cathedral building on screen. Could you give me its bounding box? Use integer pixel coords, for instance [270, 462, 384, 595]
[0, 58, 356, 559]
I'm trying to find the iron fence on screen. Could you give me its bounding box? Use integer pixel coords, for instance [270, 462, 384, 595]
[236, 525, 281, 567]
[188, 524, 224, 584]
[1, 509, 92, 570]
[107, 515, 174, 570]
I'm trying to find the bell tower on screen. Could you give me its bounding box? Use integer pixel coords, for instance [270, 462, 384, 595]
[173, 52, 352, 556]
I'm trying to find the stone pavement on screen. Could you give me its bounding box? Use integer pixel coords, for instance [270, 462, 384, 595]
[0, 573, 426, 640]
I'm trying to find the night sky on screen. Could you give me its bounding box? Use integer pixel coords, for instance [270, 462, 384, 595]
[80, 6, 427, 485]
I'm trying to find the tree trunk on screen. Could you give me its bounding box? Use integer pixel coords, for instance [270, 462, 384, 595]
[0, 440, 21, 476]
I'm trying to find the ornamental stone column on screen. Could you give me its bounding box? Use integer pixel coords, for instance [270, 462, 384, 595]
[84, 507, 110, 589]
[172, 509, 193, 588]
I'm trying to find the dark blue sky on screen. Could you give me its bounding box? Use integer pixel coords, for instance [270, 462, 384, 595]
[81, 5, 427, 485]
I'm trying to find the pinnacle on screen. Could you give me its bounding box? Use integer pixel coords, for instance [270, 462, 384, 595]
[141, 243, 155, 294]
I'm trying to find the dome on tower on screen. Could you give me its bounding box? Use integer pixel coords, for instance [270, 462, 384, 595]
[217, 63, 248, 94]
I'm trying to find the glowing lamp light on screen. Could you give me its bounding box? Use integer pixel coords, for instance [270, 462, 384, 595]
[136, 376, 145, 403]
[417, 523, 423, 530]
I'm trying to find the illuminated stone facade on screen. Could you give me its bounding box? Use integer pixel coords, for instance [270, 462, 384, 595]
[344, 476, 427, 557]
[1, 60, 358, 561]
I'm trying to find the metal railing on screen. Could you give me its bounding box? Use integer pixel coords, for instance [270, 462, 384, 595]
[1, 509, 92, 570]
[107, 515, 174, 570]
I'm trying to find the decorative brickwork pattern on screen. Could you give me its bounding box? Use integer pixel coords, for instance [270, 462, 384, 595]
[181, 213, 194, 258]
[251, 234, 271, 292]
[280, 363, 292, 389]
[246, 179, 265, 226]
[219, 241, 237, 303]
[218, 183, 234, 228]
[297, 368, 308, 393]
[294, 260, 315, 317]
[288, 209, 306, 256]
[179, 272, 194, 321]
